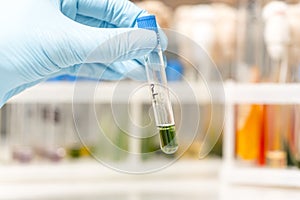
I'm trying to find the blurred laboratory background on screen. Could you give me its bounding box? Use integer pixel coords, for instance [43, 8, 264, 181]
[1, 0, 300, 199]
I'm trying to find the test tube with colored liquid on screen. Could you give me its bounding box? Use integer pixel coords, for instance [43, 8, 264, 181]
[137, 15, 178, 154]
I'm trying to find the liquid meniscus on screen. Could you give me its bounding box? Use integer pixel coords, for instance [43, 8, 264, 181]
[158, 125, 178, 154]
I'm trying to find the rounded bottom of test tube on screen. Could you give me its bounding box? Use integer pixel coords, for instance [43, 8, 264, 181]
[12, 147, 34, 163]
[158, 125, 178, 154]
[161, 145, 179, 154]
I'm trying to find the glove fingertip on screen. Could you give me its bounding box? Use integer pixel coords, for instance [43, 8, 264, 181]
[131, 28, 158, 53]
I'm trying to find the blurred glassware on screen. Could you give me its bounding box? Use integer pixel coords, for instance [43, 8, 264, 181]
[174, 3, 237, 81]
[235, 104, 263, 163]
[10, 103, 35, 163]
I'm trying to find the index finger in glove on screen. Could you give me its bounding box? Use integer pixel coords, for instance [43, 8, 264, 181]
[60, 0, 147, 27]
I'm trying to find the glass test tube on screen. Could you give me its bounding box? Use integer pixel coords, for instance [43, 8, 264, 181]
[264, 105, 287, 168]
[292, 105, 300, 168]
[10, 103, 34, 163]
[40, 104, 65, 162]
[137, 15, 178, 154]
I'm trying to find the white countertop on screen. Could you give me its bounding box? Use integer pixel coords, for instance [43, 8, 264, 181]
[0, 159, 300, 200]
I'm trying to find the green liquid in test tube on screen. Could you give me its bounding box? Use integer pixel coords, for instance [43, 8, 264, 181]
[137, 15, 178, 154]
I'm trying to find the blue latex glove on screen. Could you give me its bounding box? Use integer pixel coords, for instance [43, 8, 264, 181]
[0, 0, 167, 107]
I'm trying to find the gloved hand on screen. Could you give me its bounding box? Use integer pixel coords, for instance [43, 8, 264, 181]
[0, 0, 167, 107]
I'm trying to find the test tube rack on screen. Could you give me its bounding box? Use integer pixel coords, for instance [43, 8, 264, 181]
[222, 81, 300, 188]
